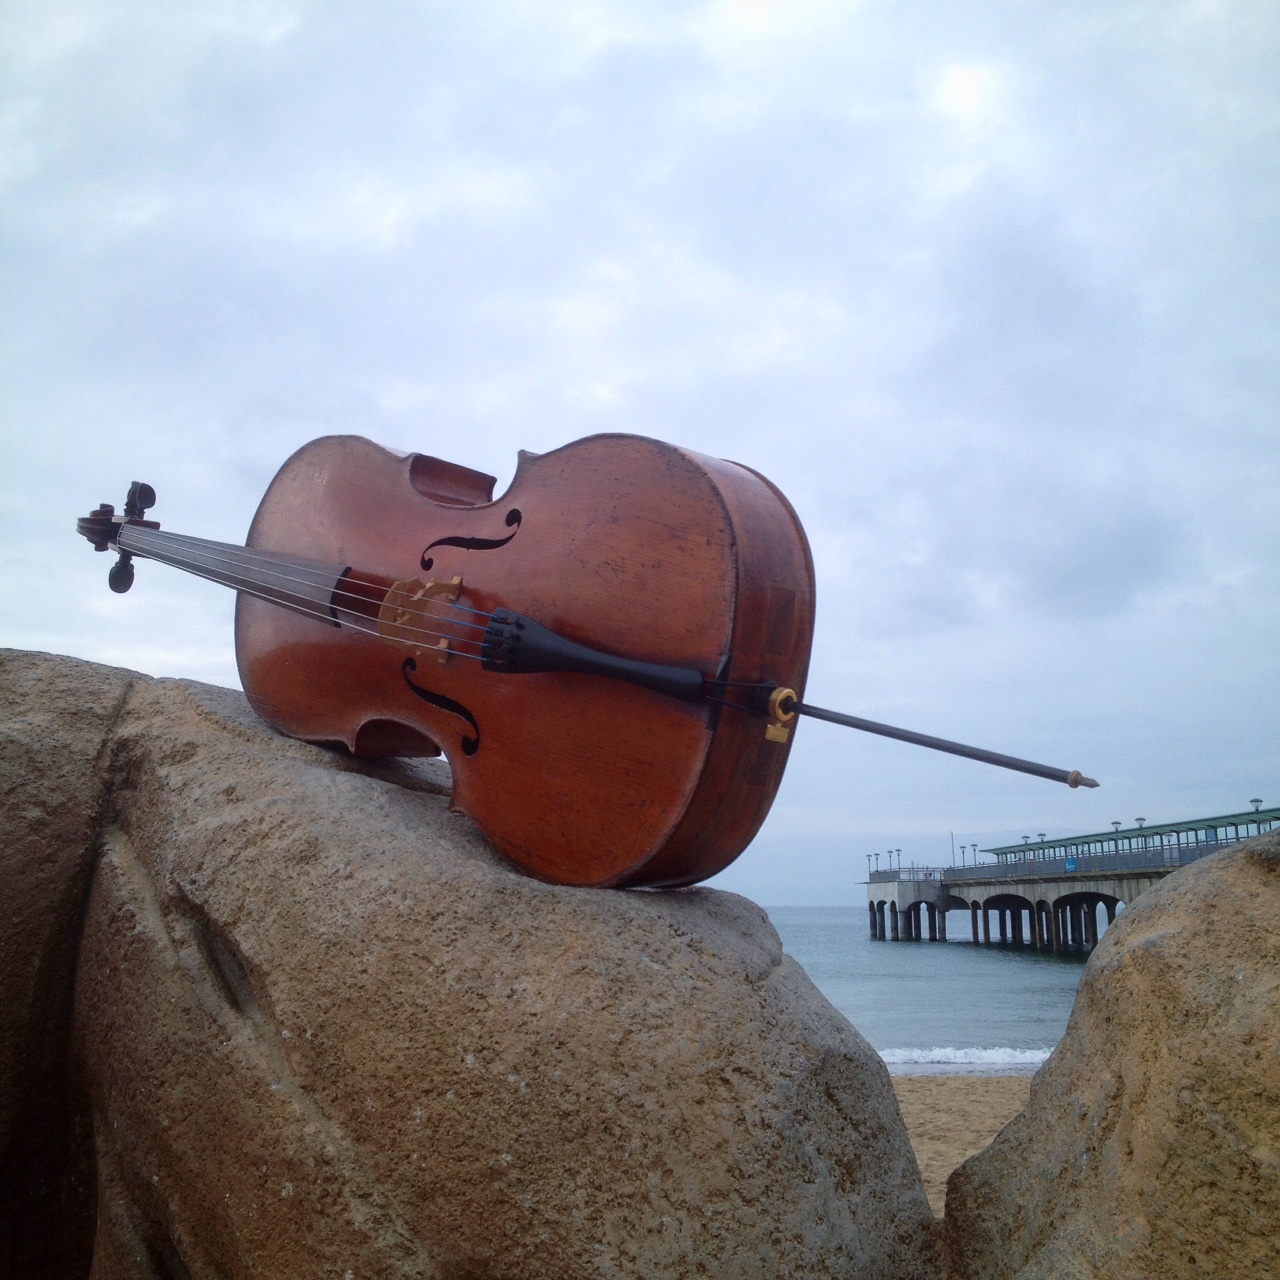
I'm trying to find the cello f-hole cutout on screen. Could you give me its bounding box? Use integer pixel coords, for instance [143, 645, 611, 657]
[401, 657, 481, 756]
[421, 508, 522, 571]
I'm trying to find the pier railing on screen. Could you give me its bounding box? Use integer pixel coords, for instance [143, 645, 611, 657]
[942, 843, 1222, 882]
[869, 868, 943, 883]
[869, 839, 1233, 886]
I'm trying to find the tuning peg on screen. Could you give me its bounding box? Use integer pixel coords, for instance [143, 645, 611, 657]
[108, 552, 135, 593]
[124, 481, 156, 520]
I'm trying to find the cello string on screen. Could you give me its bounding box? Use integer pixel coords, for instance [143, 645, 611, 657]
[117, 529, 736, 699]
[433, 600, 492, 618]
[123, 528, 493, 628]
[127, 536, 495, 632]
[131, 524, 494, 624]
[118, 534, 495, 647]
[131, 551, 491, 659]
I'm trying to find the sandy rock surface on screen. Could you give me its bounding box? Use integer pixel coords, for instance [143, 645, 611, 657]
[1, 649, 938, 1280]
[946, 832, 1280, 1280]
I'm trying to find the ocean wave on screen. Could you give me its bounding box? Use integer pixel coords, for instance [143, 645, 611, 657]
[878, 1047, 1052, 1075]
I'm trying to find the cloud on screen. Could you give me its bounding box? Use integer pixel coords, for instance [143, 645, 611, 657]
[2, 0, 1277, 902]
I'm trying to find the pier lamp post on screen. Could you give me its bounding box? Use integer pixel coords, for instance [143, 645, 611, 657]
[895, 849, 901, 872]
[1112, 821, 1121, 832]
[1251, 799, 1263, 812]
[867, 853, 872, 880]
[874, 852, 880, 871]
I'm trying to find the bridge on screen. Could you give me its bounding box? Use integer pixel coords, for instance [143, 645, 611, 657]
[867, 804, 1277, 953]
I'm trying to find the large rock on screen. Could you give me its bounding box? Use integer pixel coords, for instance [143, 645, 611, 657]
[946, 833, 1280, 1279]
[1, 650, 938, 1279]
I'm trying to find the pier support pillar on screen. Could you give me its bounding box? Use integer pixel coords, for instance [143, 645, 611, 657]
[982, 907, 991, 945]
[1083, 902, 1098, 948]
[998, 909, 1008, 943]
[889, 902, 899, 941]
[869, 902, 877, 939]
[1012, 908, 1024, 947]
[938, 908, 947, 942]
[876, 901, 887, 940]
[1105, 900, 1116, 925]
[971, 902, 980, 944]
[1051, 904, 1063, 953]
[1068, 902, 1081, 948]
[927, 902, 937, 942]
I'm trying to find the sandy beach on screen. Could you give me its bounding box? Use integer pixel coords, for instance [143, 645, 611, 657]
[891, 1075, 1032, 1216]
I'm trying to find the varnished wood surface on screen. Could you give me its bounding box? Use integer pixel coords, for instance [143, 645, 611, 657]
[235, 434, 814, 887]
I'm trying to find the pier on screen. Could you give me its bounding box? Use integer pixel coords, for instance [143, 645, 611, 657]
[867, 804, 1277, 951]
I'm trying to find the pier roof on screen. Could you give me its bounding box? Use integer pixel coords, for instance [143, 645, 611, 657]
[981, 804, 1279, 860]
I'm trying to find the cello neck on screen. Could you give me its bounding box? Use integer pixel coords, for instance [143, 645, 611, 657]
[115, 524, 354, 624]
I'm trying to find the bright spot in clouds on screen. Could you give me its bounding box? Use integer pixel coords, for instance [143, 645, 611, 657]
[933, 63, 1004, 126]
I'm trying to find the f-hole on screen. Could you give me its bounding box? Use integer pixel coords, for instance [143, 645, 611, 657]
[401, 658, 481, 755]
[421, 508, 522, 571]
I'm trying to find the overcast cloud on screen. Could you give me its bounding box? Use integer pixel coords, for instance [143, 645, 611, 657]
[3, 0, 1277, 902]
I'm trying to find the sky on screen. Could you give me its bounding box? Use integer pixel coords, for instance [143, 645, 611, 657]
[3, 0, 1277, 904]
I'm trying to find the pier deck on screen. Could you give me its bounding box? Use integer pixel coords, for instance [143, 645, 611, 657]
[867, 805, 1277, 951]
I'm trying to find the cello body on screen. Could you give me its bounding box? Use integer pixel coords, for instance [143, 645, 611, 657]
[234, 434, 814, 887]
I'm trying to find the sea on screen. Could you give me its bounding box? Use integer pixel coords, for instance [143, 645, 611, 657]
[766, 907, 1090, 1075]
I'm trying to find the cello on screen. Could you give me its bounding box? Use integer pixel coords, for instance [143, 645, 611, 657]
[76, 432, 1096, 888]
